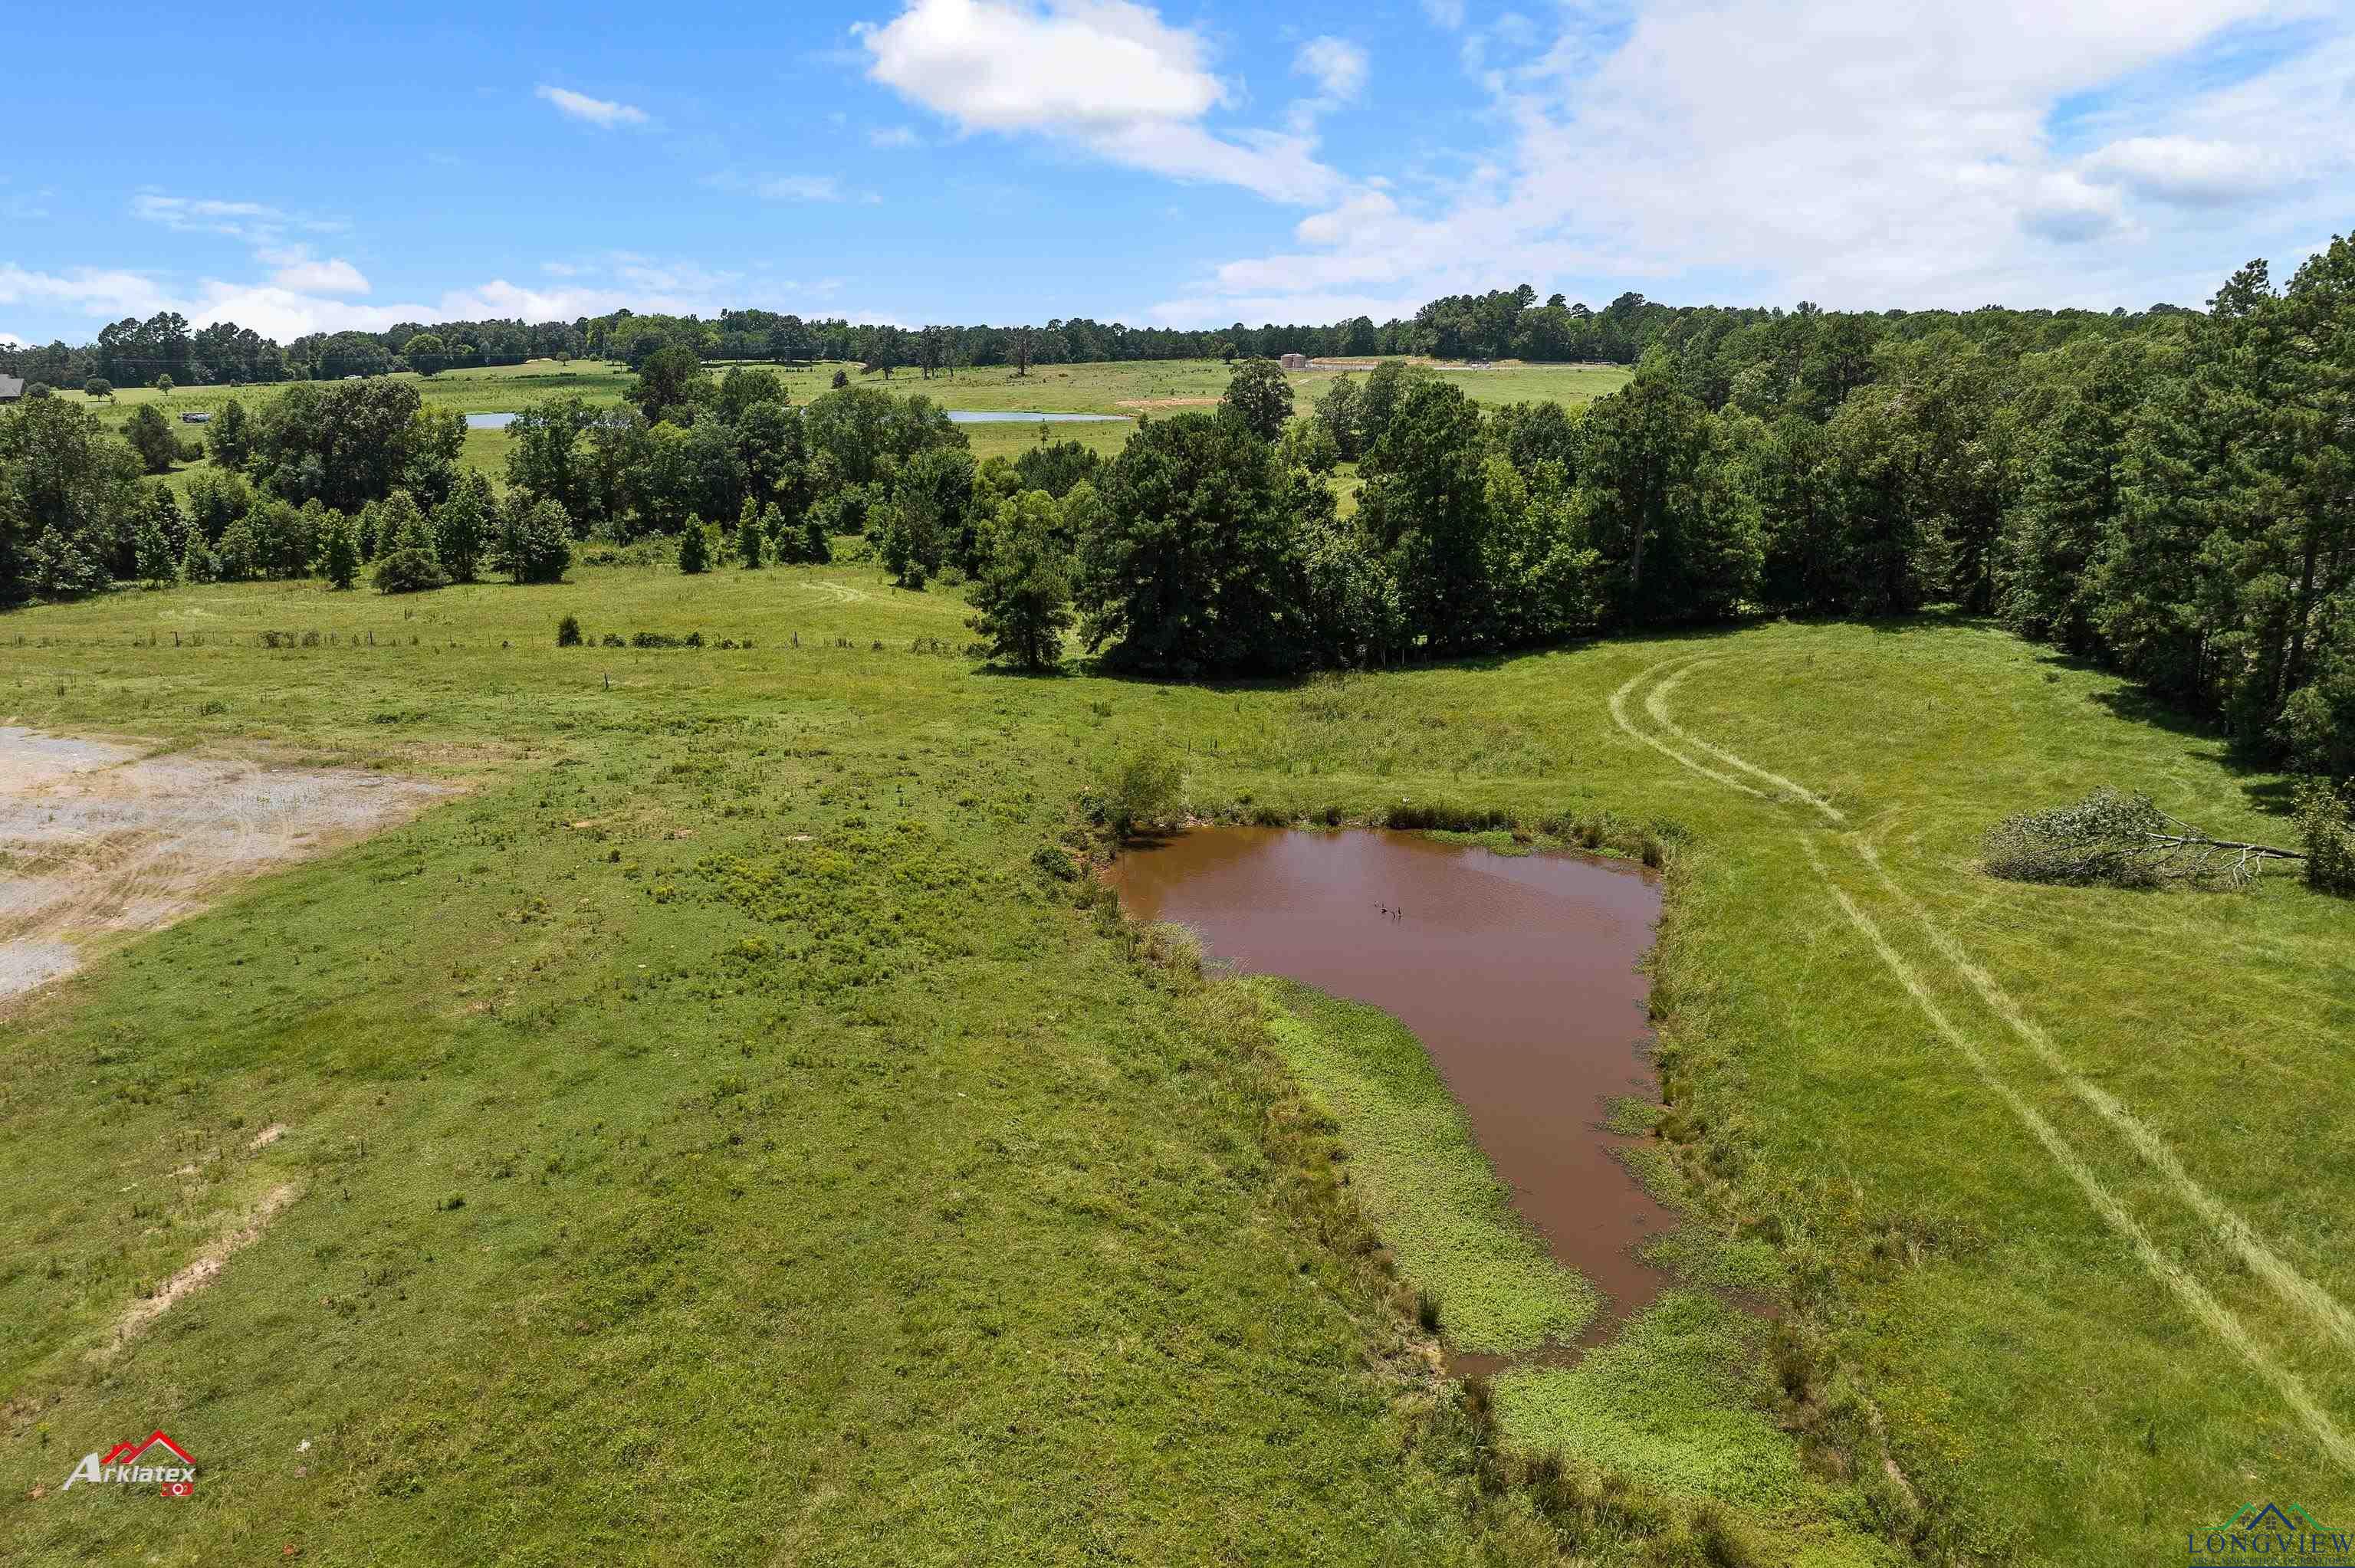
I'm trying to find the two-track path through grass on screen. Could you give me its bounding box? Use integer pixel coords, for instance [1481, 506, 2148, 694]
[1608, 653, 2355, 1476]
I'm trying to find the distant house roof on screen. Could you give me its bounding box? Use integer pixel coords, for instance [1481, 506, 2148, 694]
[0, 376, 24, 402]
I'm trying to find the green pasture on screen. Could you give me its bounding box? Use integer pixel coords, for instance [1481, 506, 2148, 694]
[64, 356, 1628, 498]
[0, 564, 2344, 1565]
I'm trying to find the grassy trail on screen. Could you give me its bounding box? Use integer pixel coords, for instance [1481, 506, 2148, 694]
[1617, 650, 2355, 1389]
[1599, 643, 2355, 1547]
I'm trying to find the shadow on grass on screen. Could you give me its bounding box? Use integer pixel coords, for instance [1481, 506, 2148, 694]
[2026, 647, 2298, 815]
[1071, 609, 2308, 819]
[970, 661, 1073, 679]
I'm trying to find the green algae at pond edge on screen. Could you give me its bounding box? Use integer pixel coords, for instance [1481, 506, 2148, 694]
[1256, 982, 1902, 1568]
[1255, 979, 1601, 1352]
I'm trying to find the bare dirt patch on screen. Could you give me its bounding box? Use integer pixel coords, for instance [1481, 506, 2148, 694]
[102, 1183, 298, 1356]
[0, 726, 455, 1008]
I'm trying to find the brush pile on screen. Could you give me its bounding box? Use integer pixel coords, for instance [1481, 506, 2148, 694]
[1982, 788, 2301, 889]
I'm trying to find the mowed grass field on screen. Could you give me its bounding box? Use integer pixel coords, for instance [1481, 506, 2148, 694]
[1, 563, 2347, 1565]
[61, 356, 1634, 500]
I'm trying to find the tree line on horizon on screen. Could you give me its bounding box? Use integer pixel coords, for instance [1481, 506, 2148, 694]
[3, 278, 2196, 391]
[0, 241, 2347, 802]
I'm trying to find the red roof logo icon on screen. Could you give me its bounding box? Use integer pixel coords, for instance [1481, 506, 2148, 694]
[99, 1431, 194, 1467]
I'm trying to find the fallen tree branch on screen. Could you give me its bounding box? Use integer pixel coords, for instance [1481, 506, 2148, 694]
[2140, 832, 2304, 860]
[1985, 789, 2301, 888]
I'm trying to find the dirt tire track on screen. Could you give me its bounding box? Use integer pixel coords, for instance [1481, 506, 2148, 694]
[1608, 659, 1765, 798]
[1853, 838, 2355, 1360]
[100, 1183, 300, 1357]
[1798, 838, 2355, 1475]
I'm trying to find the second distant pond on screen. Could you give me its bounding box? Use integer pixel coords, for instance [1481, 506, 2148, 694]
[944, 411, 1131, 424]
[463, 409, 1129, 430]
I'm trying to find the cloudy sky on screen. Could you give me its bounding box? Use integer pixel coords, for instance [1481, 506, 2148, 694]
[3, 0, 2350, 346]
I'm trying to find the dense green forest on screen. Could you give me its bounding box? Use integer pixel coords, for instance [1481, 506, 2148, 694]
[3, 243, 2349, 795]
[5, 279, 2193, 389]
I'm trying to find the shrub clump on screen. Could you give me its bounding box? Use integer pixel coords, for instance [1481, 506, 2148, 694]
[373, 548, 451, 595]
[557, 613, 583, 648]
[1387, 802, 1513, 833]
[2296, 782, 2355, 895]
[1095, 743, 1186, 839]
[1030, 843, 1080, 883]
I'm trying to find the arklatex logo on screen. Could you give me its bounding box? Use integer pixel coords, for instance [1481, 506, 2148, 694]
[61, 1430, 197, 1497]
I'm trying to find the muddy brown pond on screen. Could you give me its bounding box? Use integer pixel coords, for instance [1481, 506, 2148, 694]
[1109, 828, 1675, 1360]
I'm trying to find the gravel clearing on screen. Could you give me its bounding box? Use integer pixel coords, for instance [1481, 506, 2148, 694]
[0, 726, 454, 1006]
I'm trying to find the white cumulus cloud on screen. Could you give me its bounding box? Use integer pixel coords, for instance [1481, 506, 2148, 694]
[1292, 37, 1368, 104]
[0, 263, 173, 320]
[0, 251, 780, 344]
[856, 0, 1342, 202]
[263, 254, 372, 295]
[1149, 0, 2353, 323]
[2081, 134, 2298, 208]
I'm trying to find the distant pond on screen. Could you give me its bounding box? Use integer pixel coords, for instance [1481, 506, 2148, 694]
[468, 409, 1130, 428]
[944, 411, 1130, 424]
[465, 408, 1128, 431]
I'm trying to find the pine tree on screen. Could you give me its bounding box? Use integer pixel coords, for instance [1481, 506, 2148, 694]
[736, 500, 765, 569]
[1999, 344, 2148, 652]
[215, 520, 259, 582]
[206, 397, 252, 470]
[434, 472, 494, 583]
[383, 492, 439, 559]
[369, 490, 448, 593]
[498, 498, 574, 585]
[678, 513, 711, 574]
[1568, 366, 1762, 626]
[1356, 378, 1499, 648]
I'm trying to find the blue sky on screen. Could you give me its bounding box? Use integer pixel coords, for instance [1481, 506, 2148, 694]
[4, 0, 2351, 346]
